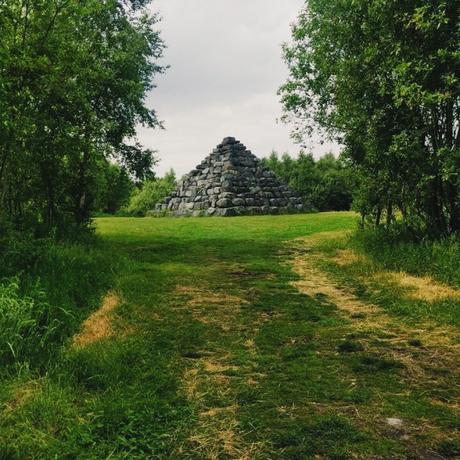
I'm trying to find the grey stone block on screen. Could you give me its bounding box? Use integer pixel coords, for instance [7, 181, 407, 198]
[232, 198, 245, 206]
[216, 198, 232, 208]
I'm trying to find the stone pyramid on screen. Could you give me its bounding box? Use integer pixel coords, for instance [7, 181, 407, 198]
[155, 137, 305, 217]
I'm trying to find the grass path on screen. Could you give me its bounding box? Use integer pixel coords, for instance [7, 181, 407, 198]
[1, 213, 459, 459]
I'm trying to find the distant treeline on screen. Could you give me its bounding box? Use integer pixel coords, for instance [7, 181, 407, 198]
[99, 151, 357, 216]
[91, 164, 176, 218]
[98, 152, 356, 217]
[262, 152, 355, 212]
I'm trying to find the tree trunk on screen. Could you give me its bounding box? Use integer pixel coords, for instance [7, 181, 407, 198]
[375, 206, 382, 227]
[386, 201, 393, 227]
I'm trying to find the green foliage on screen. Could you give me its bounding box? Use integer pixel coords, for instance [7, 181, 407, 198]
[262, 151, 356, 211]
[93, 162, 134, 215]
[353, 225, 460, 289]
[0, 234, 117, 373]
[281, 0, 460, 237]
[263, 151, 317, 201]
[0, 0, 165, 235]
[0, 278, 60, 369]
[126, 169, 176, 216]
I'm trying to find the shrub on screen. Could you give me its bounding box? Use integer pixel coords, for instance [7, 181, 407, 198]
[126, 170, 176, 216]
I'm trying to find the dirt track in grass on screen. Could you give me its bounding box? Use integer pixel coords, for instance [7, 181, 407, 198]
[2, 214, 458, 459]
[289, 232, 459, 457]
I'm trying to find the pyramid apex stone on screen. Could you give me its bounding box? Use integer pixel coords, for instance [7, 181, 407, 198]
[154, 138, 305, 217]
[221, 136, 237, 145]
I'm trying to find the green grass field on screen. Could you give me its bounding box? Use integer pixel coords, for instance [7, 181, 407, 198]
[1, 212, 459, 459]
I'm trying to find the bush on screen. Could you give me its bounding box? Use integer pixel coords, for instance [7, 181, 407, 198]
[126, 170, 176, 216]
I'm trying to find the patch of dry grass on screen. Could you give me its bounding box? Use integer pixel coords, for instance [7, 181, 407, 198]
[289, 232, 460, 415]
[176, 284, 263, 459]
[180, 350, 258, 459]
[332, 248, 363, 266]
[291, 249, 377, 317]
[2, 380, 43, 415]
[177, 286, 247, 308]
[292, 234, 460, 344]
[320, 237, 460, 304]
[177, 285, 248, 333]
[72, 291, 120, 348]
[376, 271, 460, 302]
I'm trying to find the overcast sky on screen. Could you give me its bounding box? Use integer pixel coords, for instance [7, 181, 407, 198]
[138, 0, 338, 177]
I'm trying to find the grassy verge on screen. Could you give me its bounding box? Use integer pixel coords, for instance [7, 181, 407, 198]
[0, 213, 458, 459]
[0, 235, 119, 458]
[0, 236, 117, 372]
[291, 231, 460, 458]
[352, 227, 460, 288]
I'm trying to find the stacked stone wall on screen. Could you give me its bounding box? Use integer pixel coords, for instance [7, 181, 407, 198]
[155, 137, 304, 217]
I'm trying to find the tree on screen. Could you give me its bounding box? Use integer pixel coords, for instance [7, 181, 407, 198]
[262, 151, 355, 211]
[280, 0, 460, 236]
[0, 0, 165, 235]
[126, 169, 176, 216]
[93, 162, 134, 215]
[312, 154, 355, 211]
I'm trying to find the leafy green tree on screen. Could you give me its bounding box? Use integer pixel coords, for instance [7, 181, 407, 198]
[93, 162, 134, 215]
[126, 169, 176, 216]
[0, 0, 165, 235]
[281, 0, 460, 236]
[312, 154, 355, 211]
[263, 151, 355, 211]
[263, 151, 318, 200]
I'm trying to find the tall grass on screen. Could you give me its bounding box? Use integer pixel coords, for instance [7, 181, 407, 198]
[352, 225, 460, 288]
[0, 279, 62, 370]
[0, 235, 117, 374]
